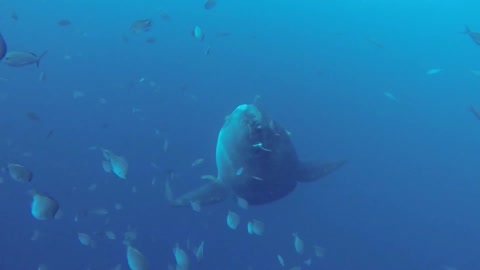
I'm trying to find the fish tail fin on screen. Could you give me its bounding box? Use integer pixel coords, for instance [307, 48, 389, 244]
[297, 160, 347, 183]
[36, 51, 48, 67]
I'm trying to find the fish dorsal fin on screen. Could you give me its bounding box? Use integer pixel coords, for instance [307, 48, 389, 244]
[297, 160, 347, 183]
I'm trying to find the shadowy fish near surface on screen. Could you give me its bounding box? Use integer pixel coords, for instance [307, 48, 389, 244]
[57, 19, 72, 26]
[167, 104, 347, 207]
[216, 32, 231, 38]
[46, 130, 54, 140]
[366, 37, 384, 48]
[159, 11, 171, 22]
[469, 105, 480, 121]
[0, 33, 6, 60]
[3, 51, 47, 67]
[10, 11, 19, 21]
[130, 19, 152, 34]
[26, 111, 41, 121]
[145, 37, 156, 44]
[204, 0, 217, 10]
[465, 26, 480, 46]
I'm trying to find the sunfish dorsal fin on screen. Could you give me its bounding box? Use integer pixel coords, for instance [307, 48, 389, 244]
[297, 160, 347, 183]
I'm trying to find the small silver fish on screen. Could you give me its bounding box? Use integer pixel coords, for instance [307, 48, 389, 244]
[7, 163, 33, 183]
[3, 51, 47, 67]
[31, 193, 59, 220]
[192, 26, 205, 41]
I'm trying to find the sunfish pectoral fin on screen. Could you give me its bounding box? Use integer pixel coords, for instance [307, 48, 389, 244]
[297, 160, 347, 183]
[165, 180, 229, 207]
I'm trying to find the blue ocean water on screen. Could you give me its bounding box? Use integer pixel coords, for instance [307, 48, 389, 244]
[1, 0, 480, 269]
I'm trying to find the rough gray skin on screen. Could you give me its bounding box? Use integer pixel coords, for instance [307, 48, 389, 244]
[168, 104, 347, 207]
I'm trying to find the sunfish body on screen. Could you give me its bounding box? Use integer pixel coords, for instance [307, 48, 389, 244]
[168, 104, 346, 206]
[465, 26, 480, 46]
[3, 51, 47, 67]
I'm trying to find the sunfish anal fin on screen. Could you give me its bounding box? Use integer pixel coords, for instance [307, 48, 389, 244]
[297, 160, 347, 183]
[166, 181, 229, 207]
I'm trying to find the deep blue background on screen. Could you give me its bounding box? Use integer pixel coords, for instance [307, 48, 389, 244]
[1, 0, 480, 269]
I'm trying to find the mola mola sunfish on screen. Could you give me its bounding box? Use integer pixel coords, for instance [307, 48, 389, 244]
[167, 104, 347, 207]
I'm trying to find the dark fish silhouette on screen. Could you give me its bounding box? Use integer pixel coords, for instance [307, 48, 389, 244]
[57, 19, 72, 27]
[465, 26, 480, 46]
[0, 34, 6, 60]
[26, 112, 41, 122]
[10, 11, 18, 21]
[159, 11, 171, 22]
[46, 129, 54, 140]
[469, 105, 480, 120]
[367, 37, 384, 48]
[216, 32, 231, 38]
[130, 19, 152, 34]
[145, 37, 156, 44]
[204, 0, 217, 10]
